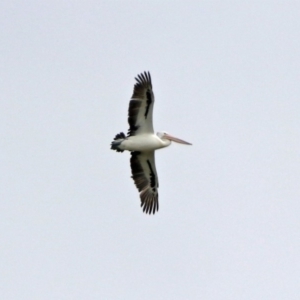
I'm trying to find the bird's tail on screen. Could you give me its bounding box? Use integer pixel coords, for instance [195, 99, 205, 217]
[110, 132, 126, 152]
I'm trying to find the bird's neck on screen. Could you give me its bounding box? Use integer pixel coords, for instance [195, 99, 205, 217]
[161, 139, 171, 147]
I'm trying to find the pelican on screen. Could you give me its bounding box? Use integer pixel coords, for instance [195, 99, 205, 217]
[111, 72, 192, 214]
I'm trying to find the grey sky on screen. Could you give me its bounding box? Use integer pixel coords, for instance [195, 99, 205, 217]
[1, 1, 300, 299]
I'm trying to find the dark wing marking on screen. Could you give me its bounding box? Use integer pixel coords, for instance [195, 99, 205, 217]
[130, 151, 159, 214]
[127, 71, 155, 136]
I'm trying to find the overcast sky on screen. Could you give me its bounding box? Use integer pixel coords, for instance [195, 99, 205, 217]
[1, 1, 300, 299]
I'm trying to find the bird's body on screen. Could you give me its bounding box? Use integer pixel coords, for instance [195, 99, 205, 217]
[112, 133, 170, 152]
[111, 72, 191, 214]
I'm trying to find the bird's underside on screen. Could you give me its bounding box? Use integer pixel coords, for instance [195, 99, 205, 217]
[110, 71, 191, 214]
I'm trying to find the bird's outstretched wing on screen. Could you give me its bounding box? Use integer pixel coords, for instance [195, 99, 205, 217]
[130, 151, 159, 214]
[127, 71, 155, 136]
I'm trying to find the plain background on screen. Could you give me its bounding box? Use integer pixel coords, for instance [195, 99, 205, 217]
[1, 1, 300, 299]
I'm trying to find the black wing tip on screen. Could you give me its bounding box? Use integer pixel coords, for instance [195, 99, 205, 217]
[141, 195, 159, 215]
[140, 189, 159, 214]
[134, 71, 152, 87]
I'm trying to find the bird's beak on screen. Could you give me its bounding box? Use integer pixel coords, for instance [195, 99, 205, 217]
[164, 134, 192, 145]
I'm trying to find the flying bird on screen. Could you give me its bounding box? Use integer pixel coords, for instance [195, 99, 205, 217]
[111, 72, 192, 214]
